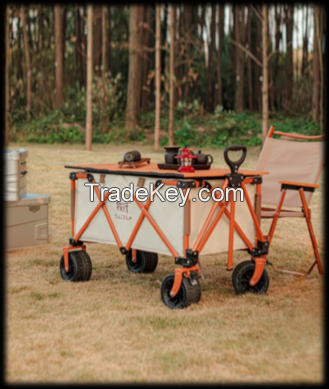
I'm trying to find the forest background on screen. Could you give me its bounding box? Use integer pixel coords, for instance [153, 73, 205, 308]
[3, 4, 326, 150]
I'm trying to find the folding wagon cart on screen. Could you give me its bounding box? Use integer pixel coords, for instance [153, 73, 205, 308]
[61, 146, 272, 309]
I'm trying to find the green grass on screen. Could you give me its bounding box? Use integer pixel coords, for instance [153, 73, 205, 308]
[9, 106, 321, 148]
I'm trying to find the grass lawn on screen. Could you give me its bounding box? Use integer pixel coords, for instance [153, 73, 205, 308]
[5, 143, 324, 383]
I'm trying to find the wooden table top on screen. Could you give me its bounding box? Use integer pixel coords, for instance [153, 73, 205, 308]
[65, 162, 268, 179]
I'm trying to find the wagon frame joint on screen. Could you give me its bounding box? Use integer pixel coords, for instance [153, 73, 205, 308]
[225, 173, 244, 188]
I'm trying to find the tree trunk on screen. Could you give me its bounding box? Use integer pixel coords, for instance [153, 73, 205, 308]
[231, 5, 236, 77]
[9, 9, 14, 84]
[54, 5, 63, 109]
[93, 5, 102, 76]
[274, 5, 282, 110]
[116, 6, 124, 74]
[75, 6, 81, 85]
[154, 5, 161, 150]
[35, 6, 40, 55]
[47, 6, 52, 50]
[268, 11, 275, 113]
[255, 14, 262, 113]
[176, 5, 184, 101]
[148, 5, 156, 109]
[184, 4, 191, 101]
[108, 6, 112, 74]
[321, 8, 325, 133]
[80, 6, 86, 88]
[214, 5, 224, 110]
[101, 5, 108, 132]
[262, 5, 269, 140]
[312, 5, 320, 122]
[275, 6, 282, 73]
[85, 5, 93, 151]
[285, 5, 293, 112]
[39, 5, 44, 51]
[312, 5, 324, 131]
[16, 14, 23, 81]
[141, 6, 152, 114]
[247, 5, 253, 111]
[5, 5, 10, 145]
[136, 6, 144, 113]
[102, 5, 107, 77]
[21, 5, 32, 121]
[206, 5, 216, 112]
[301, 5, 309, 76]
[62, 6, 66, 73]
[199, 5, 206, 67]
[161, 3, 168, 76]
[125, 5, 143, 131]
[27, 9, 33, 52]
[169, 5, 176, 147]
[235, 5, 245, 113]
[318, 7, 324, 133]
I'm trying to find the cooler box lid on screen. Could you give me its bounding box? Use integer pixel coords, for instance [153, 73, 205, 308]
[5, 193, 51, 207]
[4, 149, 29, 161]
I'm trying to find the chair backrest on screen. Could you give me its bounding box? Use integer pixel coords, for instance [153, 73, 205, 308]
[255, 127, 325, 208]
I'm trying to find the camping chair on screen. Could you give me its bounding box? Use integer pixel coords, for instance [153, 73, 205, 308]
[255, 125, 325, 276]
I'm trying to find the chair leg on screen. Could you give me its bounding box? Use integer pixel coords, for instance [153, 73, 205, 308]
[267, 189, 286, 246]
[304, 209, 323, 275]
[266, 188, 323, 276]
[299, 189, 324, 275]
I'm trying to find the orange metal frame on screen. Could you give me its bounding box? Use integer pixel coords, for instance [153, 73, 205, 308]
[268, 125, 325, 141]
[266, 186, 323, 276]
[63, 173, 269, 296]
[264, 125, 324, 276]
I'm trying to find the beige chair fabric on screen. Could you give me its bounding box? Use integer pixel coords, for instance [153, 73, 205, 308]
[255, 137, 324, 208]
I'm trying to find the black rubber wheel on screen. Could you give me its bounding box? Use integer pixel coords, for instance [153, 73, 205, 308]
[78, 251, 92, 281]
[232, 260, 269, 295]
[59, 250, 92, 282]
[161, 273, 201, 309]
[126, 250, 158, 273]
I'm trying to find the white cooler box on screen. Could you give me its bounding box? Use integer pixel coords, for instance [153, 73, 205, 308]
[5, 193, 50, 251]
[4, 149, 28, 201]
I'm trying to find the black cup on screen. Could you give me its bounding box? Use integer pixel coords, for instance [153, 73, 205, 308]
[164, 146, 180, 164]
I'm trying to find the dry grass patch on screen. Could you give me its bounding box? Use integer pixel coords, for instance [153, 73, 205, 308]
[5, 143, 324, 383]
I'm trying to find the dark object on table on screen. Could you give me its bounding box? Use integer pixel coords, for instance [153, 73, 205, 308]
[118, 158, 150, 169]
[223, 145, 247, 173]
[123, 150, 141, 162]
[157, 163, 211, 171]
[164, 146, 180, 164]
[195, 150, 213, 165]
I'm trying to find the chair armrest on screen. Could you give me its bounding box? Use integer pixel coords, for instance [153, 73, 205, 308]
[272, 132, 325, 140]
[279, 180, 319, 193]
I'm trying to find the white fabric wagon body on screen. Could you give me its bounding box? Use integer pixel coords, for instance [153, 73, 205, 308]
[74, 173, 256, 257]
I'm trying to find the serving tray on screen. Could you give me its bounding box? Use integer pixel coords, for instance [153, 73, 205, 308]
[157, 163, 211, 171]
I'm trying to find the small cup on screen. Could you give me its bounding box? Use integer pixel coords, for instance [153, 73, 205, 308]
[164, 146, 181, 164]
